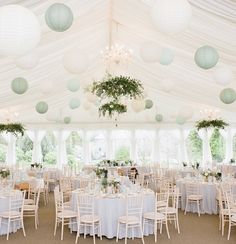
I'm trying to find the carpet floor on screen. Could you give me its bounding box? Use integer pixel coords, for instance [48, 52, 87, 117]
[0, 194, 236, 244]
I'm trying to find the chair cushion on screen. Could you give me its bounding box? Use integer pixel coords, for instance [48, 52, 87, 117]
[118, 215, 140, 224]
[80, 214, 100, 223]
[57, 210, 77, 218]
[24, 205, 37, 211]
[143, 212, 165, 220]
[188, 194, 203, 200]
[0, 211, 21, 218]
[24, 199, 35, 205]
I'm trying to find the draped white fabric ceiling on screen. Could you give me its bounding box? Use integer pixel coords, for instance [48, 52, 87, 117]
[0, 0, 235, 126]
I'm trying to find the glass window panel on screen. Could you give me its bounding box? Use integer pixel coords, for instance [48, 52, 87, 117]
[0, 134, 7, 165]
[41, 131, 57, 165]
[210, 129, 225, 163]
[186, 130, 203, 162]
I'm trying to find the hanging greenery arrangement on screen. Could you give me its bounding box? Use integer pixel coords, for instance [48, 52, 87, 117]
[0, 123, 25, 136]
[195, 119, 228, 130]
[90, 73, 144, 118]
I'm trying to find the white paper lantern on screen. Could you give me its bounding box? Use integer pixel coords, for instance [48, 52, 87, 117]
[63, 49, 89, 74]
[40, 81, 53, 94]
[176, 116, 186, 125]
[159, 48, 175, 65]
[64, 116, 71, 124]
[160, 78, 174, 92]
[213, 66, 233, 86]
[11, 77, 28, 94]
[15, 53, 39, 69]
[86, 93, 97, 103]
[131, 100, 145, 112]
[0, 5, 41, 56]
[69, 98, 80, 109]
[67, 78, 80, 92]
[151, 0, 192, 34]
[140, 41, 161, 63]
[36, 101, 48, 114]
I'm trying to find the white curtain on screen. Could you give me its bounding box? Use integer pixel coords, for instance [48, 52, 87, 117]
[153, 130, 161, 163]
[180, 129, 190, 163]
[198, 128, 213, 169]
[219, 128, 232, 164]
[26, 130, 45, 163]
[53, 130, 70, 169]
[2, 133, 16, 166]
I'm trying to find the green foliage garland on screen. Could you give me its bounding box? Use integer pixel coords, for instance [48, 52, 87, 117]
[0, 123, 25, 137]
[90, 73, 144, 118]
[195, 119, 228, 130]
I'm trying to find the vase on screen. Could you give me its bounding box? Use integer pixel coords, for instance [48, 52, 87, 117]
[204, 177, 209, 182]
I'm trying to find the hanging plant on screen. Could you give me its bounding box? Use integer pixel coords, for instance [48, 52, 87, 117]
[0, 123, 25, 136]
[90, 73, 144, 118]
[195, 119, 228, 130]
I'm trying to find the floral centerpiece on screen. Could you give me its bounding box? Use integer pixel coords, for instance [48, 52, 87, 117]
[94, 167, 108, 179]
[0, 168, 10, 179]
[182, 162, 187, 167]
[191, 162, 200, 170]
[201, 169, 213, 182]
[97, 159, 133, 167]
[230, 158, 235, 164]
[108, 178, 121, 193]
[30, 163, 43, 169]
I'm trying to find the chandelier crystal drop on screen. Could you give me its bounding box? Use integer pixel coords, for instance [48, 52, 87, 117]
[101, 43, 133, 65]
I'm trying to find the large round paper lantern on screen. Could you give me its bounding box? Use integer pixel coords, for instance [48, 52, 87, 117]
[151, 0, 192, 34]
[0, 5, 41, 56]
[194, 45, 219, 69]
[63, 49, 89, 74]
[155, 114, 163, 122]
[131, 100, 145, 112]
[45, 3, 73, 32]
[67, 78, 80, 92]
[69, 98, 80, 109]
[36, 101, 48, 114]
[213, 66, 233, 86]
[219, 88, 236, 104]
[145, 99, 153, 109]
[160, 79, 174, 92]
[176, 116, 186, 125]
[140, 41, 160, 63]
[64, 116, 71, 124]
[15, 53, 39, 69]
[11, 77, 28, 94]
[159, 48, 174, 65]
[40, 81, 53, 94]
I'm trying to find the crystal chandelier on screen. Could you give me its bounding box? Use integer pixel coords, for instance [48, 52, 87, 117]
[200, 108, 220, 119]
[101, 43, 133, 65]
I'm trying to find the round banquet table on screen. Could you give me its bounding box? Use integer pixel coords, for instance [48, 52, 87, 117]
[176, 179, 236, 215]
[70, 189, 155, 239]
[0, 190, 23, 236]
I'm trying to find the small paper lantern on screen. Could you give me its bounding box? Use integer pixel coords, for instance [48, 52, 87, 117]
[36, 101, 48, 114]
[67, 78, 80, 92]
[140, 41, 161, 63]
[176, 116, 186, 125]
[86, 93, 97, 103]
[0, 5, 41, 56]
[64, 116, 71, 124]
[45, 3, 73, 32]
[63, 49, 89, 74]
[83, 101, 91, 111]
[194, 45, 219, 69]
[131, 100, 145, 112]
[40, 81, 53, 94]
[11, 77, 28, 94]
[160, 79, 174, 92]
[145, 99, 153, 109]
[69, 98, 80, 109]
[159, 48, 174, 65]
[155, 114, 163, 122]
[151, 0, 192, 34]
[15, 53, 39, 69]
[213, 66, 233, 86]
[219, 88, 236, 104]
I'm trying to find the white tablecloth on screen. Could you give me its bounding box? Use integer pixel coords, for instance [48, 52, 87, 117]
[0, 190, 22, 236]
[70, 190, 155, 239]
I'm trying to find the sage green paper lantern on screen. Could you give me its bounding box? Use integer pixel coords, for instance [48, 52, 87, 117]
[64, 116, 71, 124]
[69, 98, 80, 109]
[155, 114, 163, 122]
[176, 116, 186, 125]
[45, 3, 73, 32]
[36, 101, 48, 114]
[159, 48, 174, 65]
[194, 45, 219, 69]
[11, 77, 28, 94]
[145, 99, 153, 109]
[67, 78, 80, 92]
[220, 88, 236, 104]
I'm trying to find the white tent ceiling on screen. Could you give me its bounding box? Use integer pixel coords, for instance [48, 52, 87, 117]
[0, 0, 235, 126]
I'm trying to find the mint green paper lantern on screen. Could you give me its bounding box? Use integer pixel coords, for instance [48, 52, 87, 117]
[194, 45, 219, 69]
[220, 88, 236, 104]
[159, 48, 174, 65]
[11, 77, 28, 94]
[176, 116, 186, 125]
[67, 78, 80, 92]
[69, 98, 80, 109]
[45, 3, 73, 32]
[155, 114, 163, 122]
[64, 116, 71, 124]
[145, 99, 153, 109]
[36, 101, 48, 114]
